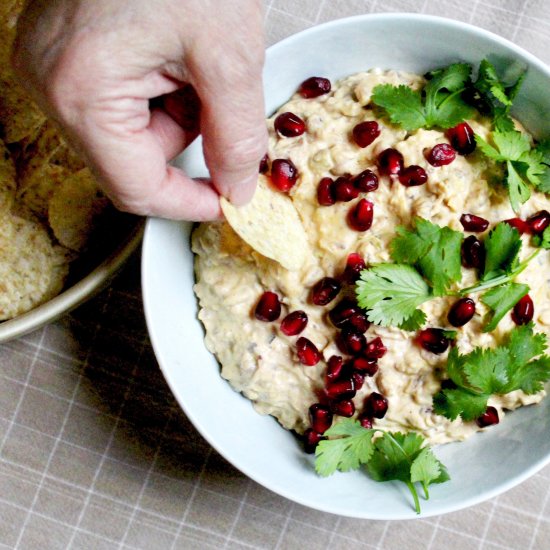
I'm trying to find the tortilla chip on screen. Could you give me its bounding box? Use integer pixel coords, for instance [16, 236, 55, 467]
[0, 73, 46, 144]
[220, 175, 310, 271]
[17, 161, 69, 219]
[0, 139, 16, 215]
[0, 213, 68, 320]
[48, 168, 110, 251]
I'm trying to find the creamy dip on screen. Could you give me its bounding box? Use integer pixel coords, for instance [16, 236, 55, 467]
[192, 69, 550, 445]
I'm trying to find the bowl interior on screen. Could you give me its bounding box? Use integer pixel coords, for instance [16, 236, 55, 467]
[142, 14, 550, 519]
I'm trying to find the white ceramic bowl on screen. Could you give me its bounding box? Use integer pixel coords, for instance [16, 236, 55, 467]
[0, 216, 143, 343]
[142, 14, 550, 519]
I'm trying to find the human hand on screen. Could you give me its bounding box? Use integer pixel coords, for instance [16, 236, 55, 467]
[13, 0, 267, 220]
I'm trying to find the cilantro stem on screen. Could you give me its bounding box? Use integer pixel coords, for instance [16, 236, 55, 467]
[406, 480, 421, 515]
[385, 432, 422, 514]
[458, 249, 540, 296]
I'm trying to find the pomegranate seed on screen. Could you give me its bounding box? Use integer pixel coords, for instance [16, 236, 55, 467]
[334, 176, 360, 202]
[347, 313, 370, 334]
[271, 159, 298, 192]
[311, 277, 341, 306]
[303, 428, 324, 453]
[512, 294, 534, 325]
[280, 310, 308, 336]
[317, 177, 336, 206]
[364, 337, 387, 360]
[353, 170, 379, 193]
[350, 356, 378, 376]
[358, 415, 373, 429]
[426, 143, 456, 166]
[351, 371, 365, 391]
[341, 253, 366, 284]
[503, 218, 529, 235]
[337, 329, 366, 355]
[347, 199, 374, 231]
[476, 406, 499, 428]
[377, 148, 404, 176]
[274, 111, 306, 137]
[352, 121, 381, 148]
[298, 76, 331, 98]
[364, 392, 388, 419]
[398, 165, 428, 187]
[417, 328, 451, 354]
[296, 337, 321, 366]
[254, 291, 281, 322]
[326, 378, 356, 400]
[460, 213, 489, 232]
[448, 297, 476, 327]
[326, 355, 344, 383]
[329, 298, 359, 328]
[331, 399, 355, 417]
[259, 153, 269, 174]
[461, 235, 485, 269]
[526, 210, 550, 234]
[309, 403, 333, 434]
[446, 122, 476, 155]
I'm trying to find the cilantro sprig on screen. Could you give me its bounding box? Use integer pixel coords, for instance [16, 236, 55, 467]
[371, 58, 550, 212]
[433, 324, 550, 421]
[371, 63, 474, 131]
[314, 419, 449, 514]
[356, 219, 539, 332]
[476, 130, 549, 212]
[470, 59, 525, 132]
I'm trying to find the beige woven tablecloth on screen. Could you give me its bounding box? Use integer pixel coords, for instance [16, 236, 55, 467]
[1, 1, 550, 548]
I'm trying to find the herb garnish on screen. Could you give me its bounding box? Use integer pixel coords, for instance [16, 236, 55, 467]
[371, 59, 550, 212]
[314, 419, 449, 514]
[433, 324, 550, 421]
[356, 219, 539, 332]
[371, 63, 474, 131]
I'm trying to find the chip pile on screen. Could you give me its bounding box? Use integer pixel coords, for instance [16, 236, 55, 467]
[0, 3, 111, 320]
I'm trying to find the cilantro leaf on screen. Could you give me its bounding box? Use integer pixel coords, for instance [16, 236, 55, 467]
[481, 282, 529, 333]
[507, 323, 547, 370]
[463, 347, 510, 394]
[433, 325, 550, 421]
[534, 140, 550, 193]
[410, 447, 451, 499]
[391, 218, 463, 296]
[493, 130, 531, 160]
[533, 225, 550, 249]
[424, 63, 474, 128]
[482, 222, 522, 281]
[315, 421, 375, 476]
[398, 309, 427, 332]
[433, 387, 489, 421]
[366, 432, 427, 514]
[470, 59, 525, 130]
[508, 356, 550, 394]
[372, 63, 474, 131]
[507, 161, 532, 212]
[476, 129, 547, 212]
[356, 264, 432, 328]
[314, 421, 450, 514]
[371, 85, 426, 131]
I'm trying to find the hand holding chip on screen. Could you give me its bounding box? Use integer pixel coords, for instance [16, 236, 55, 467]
[12, 0, 267, 220]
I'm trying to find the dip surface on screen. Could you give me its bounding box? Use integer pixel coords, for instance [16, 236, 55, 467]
[192, 69, 550, 445]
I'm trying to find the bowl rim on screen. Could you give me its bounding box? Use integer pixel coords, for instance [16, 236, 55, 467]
[0, 219, 144, 343]
[143, 12, 550, 519]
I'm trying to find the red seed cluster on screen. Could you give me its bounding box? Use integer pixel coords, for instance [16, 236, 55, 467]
[255, 76, 528, 454]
